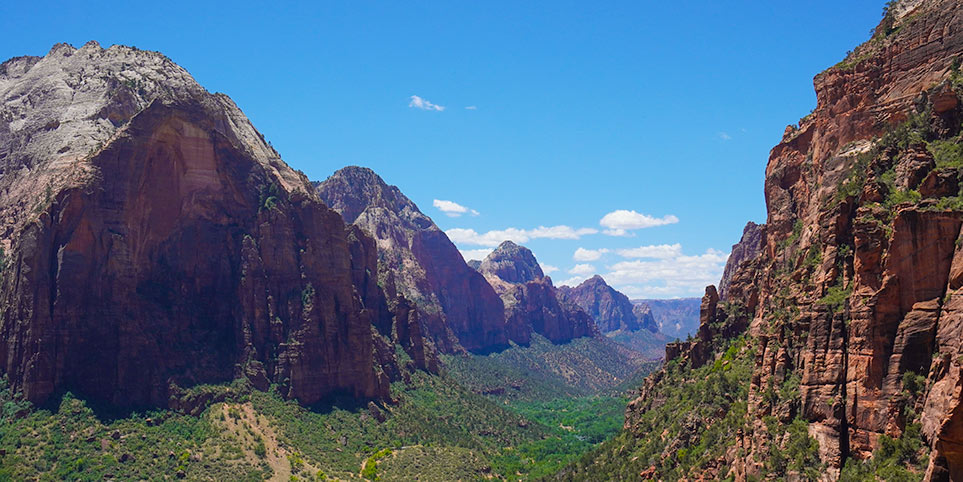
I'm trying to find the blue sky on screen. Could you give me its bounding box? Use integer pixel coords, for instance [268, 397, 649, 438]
[1, 1, 885, 298]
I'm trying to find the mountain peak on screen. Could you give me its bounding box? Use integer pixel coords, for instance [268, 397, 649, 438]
[318, 165, 432, 228]
[561, 274, 650, 333]
[579, 274, 607, 286]
[316, 165, 509, 353]
[480, 241, 544, 284]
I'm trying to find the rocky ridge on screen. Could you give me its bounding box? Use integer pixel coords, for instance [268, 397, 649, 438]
[558, 275, 657, 333]
[604, 0, 963, 479]
[479, 241, 596, 344]
[0, 42, 431, 408]
[316, 166, 508, 354]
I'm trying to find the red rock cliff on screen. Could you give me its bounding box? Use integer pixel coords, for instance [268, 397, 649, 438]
[316, 166, 509, 354]
[479, 241, 596, 344]
[0, 43, 426, 408]
[727, 0, 963, 477]
[621, 0, 963, 479]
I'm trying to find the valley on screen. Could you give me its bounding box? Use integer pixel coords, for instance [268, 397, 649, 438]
[4, 0, 963, 480]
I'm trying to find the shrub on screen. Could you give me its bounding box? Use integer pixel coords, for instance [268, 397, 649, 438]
[254, 437, 267, 458]
[929, 139, 963, 168]
[902, 372, 927, 397]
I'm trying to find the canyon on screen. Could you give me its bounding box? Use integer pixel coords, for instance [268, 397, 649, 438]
[5, 0, 962, 479]
[564, 0, 963, 480]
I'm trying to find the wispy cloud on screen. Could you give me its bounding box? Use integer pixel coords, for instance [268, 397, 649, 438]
[616, 243, 682, 259]
[718, 132, 732, 141]
[599, 210, 679, 236]
[409, 95, 445, 111]
[433, 199, 479, 217]
[573, 247, 608, 262]
[446, 226, 598, 247]
[465, 105, 477, 110]
[541, 263, 559, 275]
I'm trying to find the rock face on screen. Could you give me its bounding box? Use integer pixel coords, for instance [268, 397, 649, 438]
[0, 43, 427, 409]
[558, 275, 656, 333]
[479, 241, 596, 344]
[478, 240, 543, 284]
[619, 0, 963, 479]
[631, 304, 658, 334]
[316, 167, 508, 354]
[718, 221, 765, 300]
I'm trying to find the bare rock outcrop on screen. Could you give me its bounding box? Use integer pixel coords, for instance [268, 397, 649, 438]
[558, 275, 656, 333]
[479, 241, 596, 344]
[317, 167, 508, 354]
[0, 43, 426, 408]
[718, 221, 765, 300]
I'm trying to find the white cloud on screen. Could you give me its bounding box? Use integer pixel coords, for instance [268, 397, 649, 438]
[557, 275, 592, 288]
[409, 95, 445, 111]
[446, 226, 598, 247]
[459, 248, 494, 262]
[433, 199, 479, 217]
[569, 263, 596, 276]
[599, 210, 679, 235]
[573, 247, 608, 262]
[719, 132, 732, 141]
[616, 243, 683, 259]
[540, 263, 559, 275]
[465, 105, 477, 110]
[602, 248, 729, 298]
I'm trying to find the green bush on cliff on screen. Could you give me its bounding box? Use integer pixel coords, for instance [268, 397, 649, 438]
[929, 139, 963, 168]
[819, 282, 853, 314]
[765, 417, 822, 478]
[840, 422, 926, 481]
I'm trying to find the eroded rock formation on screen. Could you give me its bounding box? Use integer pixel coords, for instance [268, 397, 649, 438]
[479, 241, 596, 344]
[316, 166, 508, 354]
[620, 0, 963, 479]
[0, 42, 428, 408]
[558, 275, 657, 333]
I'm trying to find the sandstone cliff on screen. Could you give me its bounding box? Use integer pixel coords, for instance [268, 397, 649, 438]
[605, 0, 963, 479]
[479, 241, 596, 344]
[316, 166, 508, 354]
[718, 221, 765, 301]
[0, 42, 428, 409]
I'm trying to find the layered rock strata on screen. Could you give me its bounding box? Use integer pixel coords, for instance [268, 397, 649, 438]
[479, 241, 596, 344]
[0, 42, 428, 408]
[624, 0, 963, 478]
[317, 167, 508, 354]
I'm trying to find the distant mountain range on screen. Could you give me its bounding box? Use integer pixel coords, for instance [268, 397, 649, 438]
[631, 298, 701, 340]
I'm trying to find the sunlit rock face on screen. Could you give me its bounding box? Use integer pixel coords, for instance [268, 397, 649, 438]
[317, 166, 509, 354]
[558, 275, 657, 333]
[0, 42, 428, 408]
[479, 241, 596, 344]
[619, 0, 963, 478]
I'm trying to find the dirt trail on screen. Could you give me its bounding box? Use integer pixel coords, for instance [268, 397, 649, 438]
[217, 403, 324, 481]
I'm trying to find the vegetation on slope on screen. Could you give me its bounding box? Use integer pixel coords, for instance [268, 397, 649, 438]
[555, 336, 758, 480]
[442, 333, 652, 403]
[0, 332, 657, 481]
